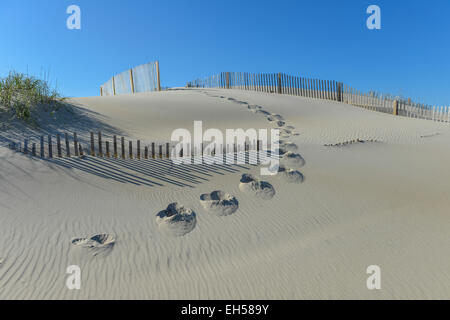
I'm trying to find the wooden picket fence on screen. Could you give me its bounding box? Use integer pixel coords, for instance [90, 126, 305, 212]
[187, 72, 450, 123]
[7, 131, 264, 162]
[343, 88, 450, 122]
[8, 132, 173, 160]
[187, 72, 344, 102]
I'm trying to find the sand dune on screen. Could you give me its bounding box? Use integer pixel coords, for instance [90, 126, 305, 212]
[1, 88, 450, 299]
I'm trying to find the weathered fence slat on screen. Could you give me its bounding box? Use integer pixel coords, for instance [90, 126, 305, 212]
[129, 141, 133, 159]
[121, 137, 125, 159]
[106, 141, 110, 158]
[98, 132, 103, 157]
[74, 132, 79, 157]
[40, 136, 45, 158]
[137, 140, 141, 159]
[57, 134, 62, 158]
[112, 135, 117, 158]
[90, 132, 95, 156]
[65, 133, 70, 157]
[48, 135, 53, 158]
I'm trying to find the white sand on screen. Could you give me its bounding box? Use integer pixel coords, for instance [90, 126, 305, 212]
[1, 88, 450, 299]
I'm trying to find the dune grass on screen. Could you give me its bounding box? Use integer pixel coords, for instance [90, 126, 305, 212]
[0, 71, 65, 124]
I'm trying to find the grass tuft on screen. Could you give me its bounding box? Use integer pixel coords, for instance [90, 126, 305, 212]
[0, 71, 65, 124]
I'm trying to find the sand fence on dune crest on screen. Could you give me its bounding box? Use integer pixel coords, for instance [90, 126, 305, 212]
[100, 61, 161, 96]
[187, 72, 450, 123]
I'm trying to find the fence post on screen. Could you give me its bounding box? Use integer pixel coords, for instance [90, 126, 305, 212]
[32, 143, 36, 156]
[145, 146, 149, 159]
[152, 142, 156, 158]
[57, 134, 62, 157]
[113, 135, 118, 158]
[129, 69, 135, 94]
[321, 80, 325, 99]
[106, 141, 110, 157]
[100, 87, 103, 97]
[226, 72, 230, 89]
[156, 61, 161, 91]
[159, 145, 163, 158]
[130, 69, 134, 93]
[74, 132, 78, 156]
[40, 136, 45, 158]
[166, 143, 170, 158]
[90, 132, 95, 156]
[24, 139, 28, 154]
[98, 132, 103, 157]
[48, 135, 53, 158]
[393, 100, 399, 116]
[137, 140, 141, 159]
[299, 78, 303, 96]
[129, 141, 133, 159]
[121, 137, 125, 159]
[327, 80, 331, 100]
[289, 76, 295, 95]
[333, 81, 337, 101]
[337, 82, 343, 102]
[277, 73, 282, 94]
[112, 76, 116, 96]
[265, 74, 269, 93]
[65, 133, 71, 157]
[314, 79, 318, 99]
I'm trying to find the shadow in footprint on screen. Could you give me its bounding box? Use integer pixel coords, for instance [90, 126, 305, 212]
[239, 174, 275, 200]
[71, 234, 116, 258]
[200, 191, 239, 216]
[156, 203, 197, 237]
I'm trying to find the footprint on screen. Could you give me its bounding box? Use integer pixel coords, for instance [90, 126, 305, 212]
[271, 165, 304, 183]
[278, 128, 300, 138]
[200, 191, 239, 216]
[156, 203, 197, 237]
[420, 133, 439, 138]
[248, 105, 262, 113]
[279, 128, 292, 138]
[281, 152, 305, 168]
[285, 125, 295, 130]
[276, 121, 286, 127]
[239, 174, 276, 200]
[71, 234, 116, 257]
[255, 109, 271, 116]
[267, 114, 284, 121]
[324, 139, 379, 147]
[280, 142, 299, 153]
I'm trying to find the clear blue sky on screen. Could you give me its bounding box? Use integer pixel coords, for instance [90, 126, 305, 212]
[0, 0, 449, 105]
